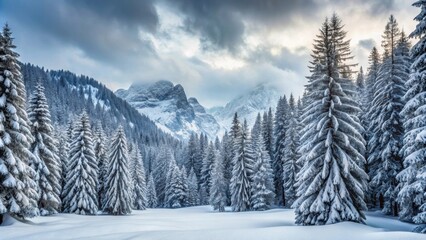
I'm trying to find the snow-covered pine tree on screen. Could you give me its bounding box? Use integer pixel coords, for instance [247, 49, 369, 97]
[214, 136, 221, 150]
[230, 119, 254, 212]
[165, 159, 188, 208]
[262, 108, 274, 159]
[365, 47, 381, 107]
[60, 120, 73, 208]
[0, 24, 38, 222]
[28, 82, 62, 215]
[367, 15, 407, 216]
[273, 96, 289, 205]
[397, 1, 426, 232]
[152, 147, 171, 206]
[186, 133, 203, 180]
[103, 126, 132, 215]
[221, 131, 233, 205]
[356, 67, 368, 137]
[282, 94, 300, 208]
[210, 150, 226, 212]
[364, 47, 381, 209]
[294, 15, 368, 225]
[93, 123, 108, 207]
[146, 173, 158, 208]
[187, 167, 200, 206]
[356, 67, 365, 96]
[200, 142, 215, 199]
[54, 124, 68, 198]
[62, 112, 98, 215]
[130, 147, 147, 210]
[250, 114, 275, 211]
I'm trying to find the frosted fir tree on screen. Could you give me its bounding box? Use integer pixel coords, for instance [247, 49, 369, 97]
[294, 16, 368, 225]
[93, 123, 108, 207]
[365, 47, 381, 106]
[146, 173, 158, 208]
[130, 147, 147, 210]
[200, 143, 215, 198]
[355, 67, 368, 141]
[180, 167, 189, 204]
[221, 131, 233, 205]
[28, 82, 62, 215]
[0, 24, 39, 222]
[187, 167, 200, 206]
[367, 15, 407, 216]
[273, 96, 289, 206]
[103, 126, 132, 215]
[58, 121, 73, 209]
[397, 1, 426, 232]
[62, 112, 98, 215]
[165, 159, 188, 208]
[364, 47, 381, 208]
[152, 147, 172, 206]
[209, 150, 227, 212]
[186, 133, 202, 179]
[54, 125, 68, 195]
[250, 114, 275, 211]
[282, 94, 300, 208]
[230, 120, 254, 212]
[262, 108, 274, 159]
[214, 136, 221, 150]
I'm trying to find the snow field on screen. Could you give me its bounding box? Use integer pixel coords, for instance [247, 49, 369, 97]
[2, 206, 424, 240]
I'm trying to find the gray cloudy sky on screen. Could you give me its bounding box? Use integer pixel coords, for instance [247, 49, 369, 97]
[0, 0, 418, 107]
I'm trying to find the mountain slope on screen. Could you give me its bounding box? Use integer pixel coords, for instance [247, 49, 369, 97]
[115, 80, 220, 140]
[21, 63, 175, 146]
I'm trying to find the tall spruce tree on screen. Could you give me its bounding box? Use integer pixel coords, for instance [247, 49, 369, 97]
[294, 15, 368, 225]
[130, 147, 147, 210]
[186, 133, 202, 179]
[209, 150, 227, 212]
[165, 159, 188, 208]
[0, 24, 38, 222]
[152, 147, 171, 206]
[230, 120, 254, 212]
[28, 83, 62, 215]
[282, 94, 300, 208]
[93, 123, 108, 207]
[273, 96, 288, 205]
[262, 108, 274, 159]
[367, 15, 407, 216]
[365, 47, 381, 106]
[187, 167, 200, 206]
[221, 131, 233, 205]
[364, 47, 381, 208]
[103, 126, 132, 215]
[200, 143, 215, 198]
[397, 1, 426, 232]
[62, 112, 98, 215]
[54, 125, 68, 201]
[146, 173, 158, 208]
[250, 114, 275, 211]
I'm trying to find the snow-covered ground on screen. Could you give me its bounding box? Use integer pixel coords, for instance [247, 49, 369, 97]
[2, 206, 424, 240]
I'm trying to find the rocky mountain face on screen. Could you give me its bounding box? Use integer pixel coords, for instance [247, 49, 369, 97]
[115, 80, 221, 140]
[207, 84, 281, 130]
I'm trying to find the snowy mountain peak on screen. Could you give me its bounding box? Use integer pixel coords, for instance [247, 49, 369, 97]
[188, 97, 206, 114]
[115, 80, 220, 140]
[208, 83, 281, 130]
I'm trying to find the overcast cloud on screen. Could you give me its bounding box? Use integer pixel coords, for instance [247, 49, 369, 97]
[0, 0, 418, 107]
